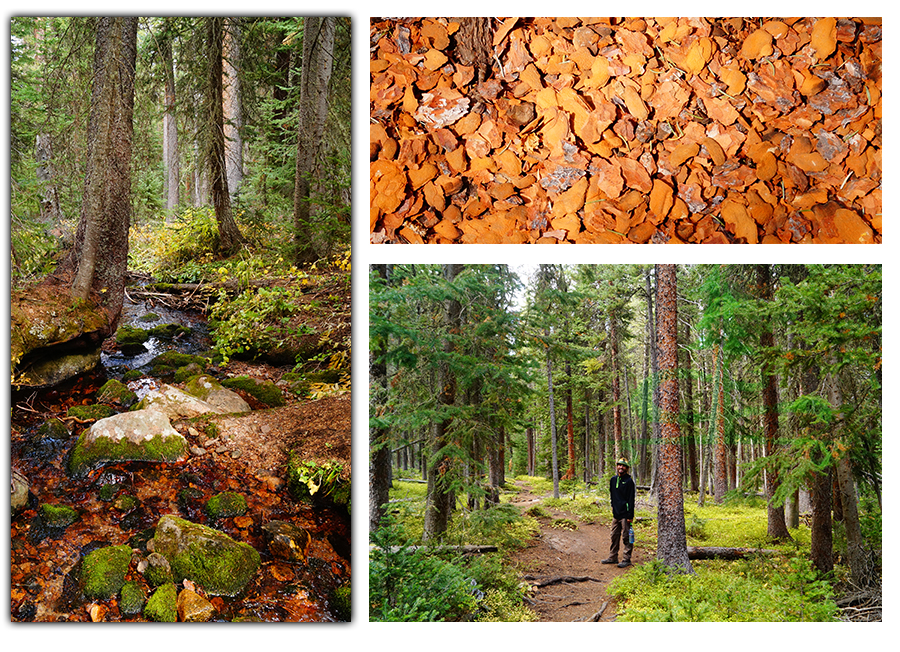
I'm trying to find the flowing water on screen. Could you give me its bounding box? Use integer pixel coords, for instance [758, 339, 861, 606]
[10, 297, 350, 622]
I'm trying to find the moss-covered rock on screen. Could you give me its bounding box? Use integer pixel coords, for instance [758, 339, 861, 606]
[82, 544, 132, 600]
[183, 375, 250, 414]
[113, 494, 139, 512]
[119, 581, 146, 617]
[150, 350, 210, 370]
[68, 410, 188, 477]
[145, 551, 173, 586]
[39, 503, 79, 528]
[221, 376, 286, 407]
[151, 514, 260, 597]
[205, 491, 248, 518]
[98, 483, 119, 502]
[122, 369, 144, 382]
[138, 312, 160, 323]
[149, 323, 192, 339]
[116, 324, 150, 353]
[67, 404, 116, 421]
[144, 583, 178, 622]
[333, 583, 351, 621]
[97, 379, 138, 408]
[173, 363, 205, 383]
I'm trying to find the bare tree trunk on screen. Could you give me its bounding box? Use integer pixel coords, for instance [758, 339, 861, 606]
[713, 341, 728, 503]
[526, 426, 535, 477]
[206, 17, 244, 254]
[223, 17, 243, 200]
[610, 314, 623, 461]
[682, 322, 699, 492]
[64, 16, 137, 328]
[160, 23, 179, 219]
[546, 341, 560, 500]
[369, 264, 392, 532]
[293, 16, 335, 264]
[423, 264, 463, 542]
[656, 265, 693, 574]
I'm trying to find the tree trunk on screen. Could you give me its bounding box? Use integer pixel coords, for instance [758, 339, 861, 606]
[682, 321, 699, 492]
[423, 264, 463, 542]
[610, 314, 622, 460]
[369, 264, 392, 532]
[564, 364, 575, 480]
[64, 16, 137, 327]
[293, 16, 335, 264]
[160, 23, 179, 219]
[546, 339, 560, 500]
[206, 17, 244, 254]
[655, 265, 693, 574]
[223, 17, 244, 200]
[757, 264, 792, 541]
[713, 341, 728, 503]
[526, 426, 535, 477]
[35, 133, 65, 227]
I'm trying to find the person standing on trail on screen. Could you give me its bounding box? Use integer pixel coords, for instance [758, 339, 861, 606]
[602, 458, 635, 568]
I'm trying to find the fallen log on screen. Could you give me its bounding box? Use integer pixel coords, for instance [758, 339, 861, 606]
[686, 546, 779, 560]
[524, 575, 602, 588]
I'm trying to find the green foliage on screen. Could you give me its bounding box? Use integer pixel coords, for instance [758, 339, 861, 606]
[287, 454, 345, 503]
[369, 517, 481, 622]
[608, 556, 838, 622]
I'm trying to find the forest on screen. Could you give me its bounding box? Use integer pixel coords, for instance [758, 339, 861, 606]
[369, 263, 881, 622]
[10, 17, 351, 622]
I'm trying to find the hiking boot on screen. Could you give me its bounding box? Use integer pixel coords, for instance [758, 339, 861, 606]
[617, 560, 631, 568]
[601, 557, 617, 564]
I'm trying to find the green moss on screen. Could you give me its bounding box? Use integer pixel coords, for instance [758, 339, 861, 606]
[150, 350, 210, 369]
[148, 323, 192, 339]
[35, 418, 69, 440]
[122, 369, 144, 382]
[173, 364, 204, 383]
[144, 583, 178, 622]
[39, 503, 79, 528]
[206, 491, 248, 518]
[97, 379, 138, 407]
[138, 312, 160, 323]
[116, 324, 150, 347]
[98, 483, 119, 502]
[221, 376, 286, 407]
[145, 553, 174, 587]
[82, 544, 132, 600]
[68, 431, 188, 478]
[67, 404, 116, 421]
[333, 584, 351, 621]
[119, 581, 146, 616]
[113, 494, 139, 512]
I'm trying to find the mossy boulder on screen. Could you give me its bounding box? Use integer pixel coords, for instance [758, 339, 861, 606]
[151, 514, 260, 597]
[82, 544, 132, 600]
[116, 324, 150, 354]
[39, 503, 79, 528]
[148, 323, 192, 339]
[144, 583, 178, 622]
[145, 551, 173, 586]
[333, 583, 351, 621]
[221, 376, 285, 407]
[135, 382, 248, 418]
[183, 375, 251, 414]
[68, 409, 188, 477]
[138, 312, 160, 323]
[97, 379, 138, 408]
[173, 362, 205, 383]
[67, 403, 116, 421]
[119, 581, 146, 616]
[150, 350, 210, 371]
[205, 491, 248, 519]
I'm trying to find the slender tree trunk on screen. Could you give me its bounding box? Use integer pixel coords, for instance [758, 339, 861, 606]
[682, 323, 699, 492]
[526, 426, 535, 477]
[160, 24, 179, 219]
[63, 17, 137, 329]
[564, 364, 575, 480]
[610, 314, 622, 460]
[656, 265, 693, 573]
[293, 16, 335, 264]
[713, 341, 728, 503]
[369, 264, 392, 532]
[423, 264, 463, 542]
[206, 17, 244, 254]
[584, 388, 592, 483]
[223, 17, 244, 200]
[546, 342, 560, 499]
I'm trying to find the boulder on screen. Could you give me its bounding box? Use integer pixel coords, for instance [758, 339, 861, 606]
[144, 583, 178, 622]
[262, 520, 311, 563]
[150, 514, 260, 597]
[184, 375, 251, 414]
[68, 409, 188, 477]
[119, 581, 146, 617]
[205, 491, 248, 519]
[96, 378, 138, 408]
[81, 544, 132, 600]
[177, 588, 217, 622]
[11, 469, 30, 514]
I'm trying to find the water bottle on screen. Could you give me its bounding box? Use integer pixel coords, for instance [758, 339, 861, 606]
[629, 526, 635, 544]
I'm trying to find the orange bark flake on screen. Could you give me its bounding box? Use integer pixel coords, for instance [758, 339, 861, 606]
[371, 17, 881, 244]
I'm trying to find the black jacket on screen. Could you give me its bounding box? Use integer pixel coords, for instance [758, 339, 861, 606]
[609, 472, 635, 520]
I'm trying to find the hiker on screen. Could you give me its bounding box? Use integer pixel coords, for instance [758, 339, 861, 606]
[602, 457, 636, 568]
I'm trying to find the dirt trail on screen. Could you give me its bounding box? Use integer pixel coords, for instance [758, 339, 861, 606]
[507, 479, 646, 622]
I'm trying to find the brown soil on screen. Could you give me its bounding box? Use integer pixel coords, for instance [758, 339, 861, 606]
[507, 479, 646, 622]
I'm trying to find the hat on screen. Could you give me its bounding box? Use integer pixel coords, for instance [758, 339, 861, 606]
[616, 458, 630, 468]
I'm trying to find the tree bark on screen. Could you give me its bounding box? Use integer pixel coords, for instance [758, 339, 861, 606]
[206, 17, 244, 254]
[682, 320, 699, 492]
[293, 16, 335, 264]
[160, 21, 179, 219]
[423, 264, 463, 542]
[655, 264, 693, 574]
[610, 313, 623, 461]
[223, 17, 244, 200]
[546, 338, 560, 500]
[713, 341, 728, 503]
[64, 16, 137, 327]
[369, 264, 393, 533]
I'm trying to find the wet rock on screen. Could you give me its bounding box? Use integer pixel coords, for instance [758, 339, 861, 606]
[145, 551, 173, 586]
[205, 491, 248, 518]
[262, 520, 311, 563]
[144, 583, 178, 622]
[136, 384, 225, 418]
[68, 409, 188, 477]
[151, 514, 260, 597]
[119, 581, 146, 617]
[221, 375, 286, 407]
[96, 378, 138, 408]
[39, 503, 79, 528]
[81, 544, 132, 600]
[184, 375, 251, 414]
[67, 403, 116, 421]
[177, 588, 217, 622]
[12, 469, 30, 514]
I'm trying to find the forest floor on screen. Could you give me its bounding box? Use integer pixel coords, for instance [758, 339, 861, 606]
[507, 479, 645, 622]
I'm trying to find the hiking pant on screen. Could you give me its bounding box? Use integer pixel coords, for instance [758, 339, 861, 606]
[609, 518, 633, 561]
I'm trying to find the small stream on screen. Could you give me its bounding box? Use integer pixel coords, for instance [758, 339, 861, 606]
[10, 293, 350, 622]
